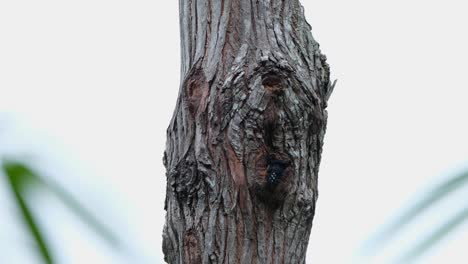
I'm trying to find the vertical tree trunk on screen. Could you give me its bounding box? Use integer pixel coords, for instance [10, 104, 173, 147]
[163, 0, 334, 263]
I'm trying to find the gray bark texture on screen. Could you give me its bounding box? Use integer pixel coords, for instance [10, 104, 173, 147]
[163, 0, 334, 263]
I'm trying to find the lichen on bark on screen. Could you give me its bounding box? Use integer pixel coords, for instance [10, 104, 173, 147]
[163, 0, 334, 263]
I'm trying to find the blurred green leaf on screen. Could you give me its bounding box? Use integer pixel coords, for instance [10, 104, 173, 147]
[2, 160, 54, 264]
[3, 159, 42, 190]
[44, 180, 120, 248]
[2, 158, 122, 263]
[399, 206, 468, 262]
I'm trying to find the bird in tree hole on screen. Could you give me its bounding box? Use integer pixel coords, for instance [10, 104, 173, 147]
[266, 155, 289, 189]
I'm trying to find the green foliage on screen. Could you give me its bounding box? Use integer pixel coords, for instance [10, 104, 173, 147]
[3, 160, 53, 264]
[2, 159, 121, 264]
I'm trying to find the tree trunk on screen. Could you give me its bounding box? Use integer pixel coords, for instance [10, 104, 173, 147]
[163, 0, 334, 263]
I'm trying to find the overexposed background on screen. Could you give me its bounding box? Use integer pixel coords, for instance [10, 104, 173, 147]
[1, 0, 467, 263]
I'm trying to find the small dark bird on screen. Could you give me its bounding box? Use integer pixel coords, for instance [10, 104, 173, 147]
[266, 156, 289, 188]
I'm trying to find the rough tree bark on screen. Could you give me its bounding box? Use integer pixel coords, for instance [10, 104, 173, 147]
[163, 0, 334, 263]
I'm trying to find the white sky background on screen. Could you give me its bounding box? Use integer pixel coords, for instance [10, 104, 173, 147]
[1, 0, 467, 263]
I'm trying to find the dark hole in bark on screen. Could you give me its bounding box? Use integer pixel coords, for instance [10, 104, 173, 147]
[266, 154, 290, 188]
[262, 73, 284, 95]
[262, 74, 281, 87]
[254, 150, 292, 209]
